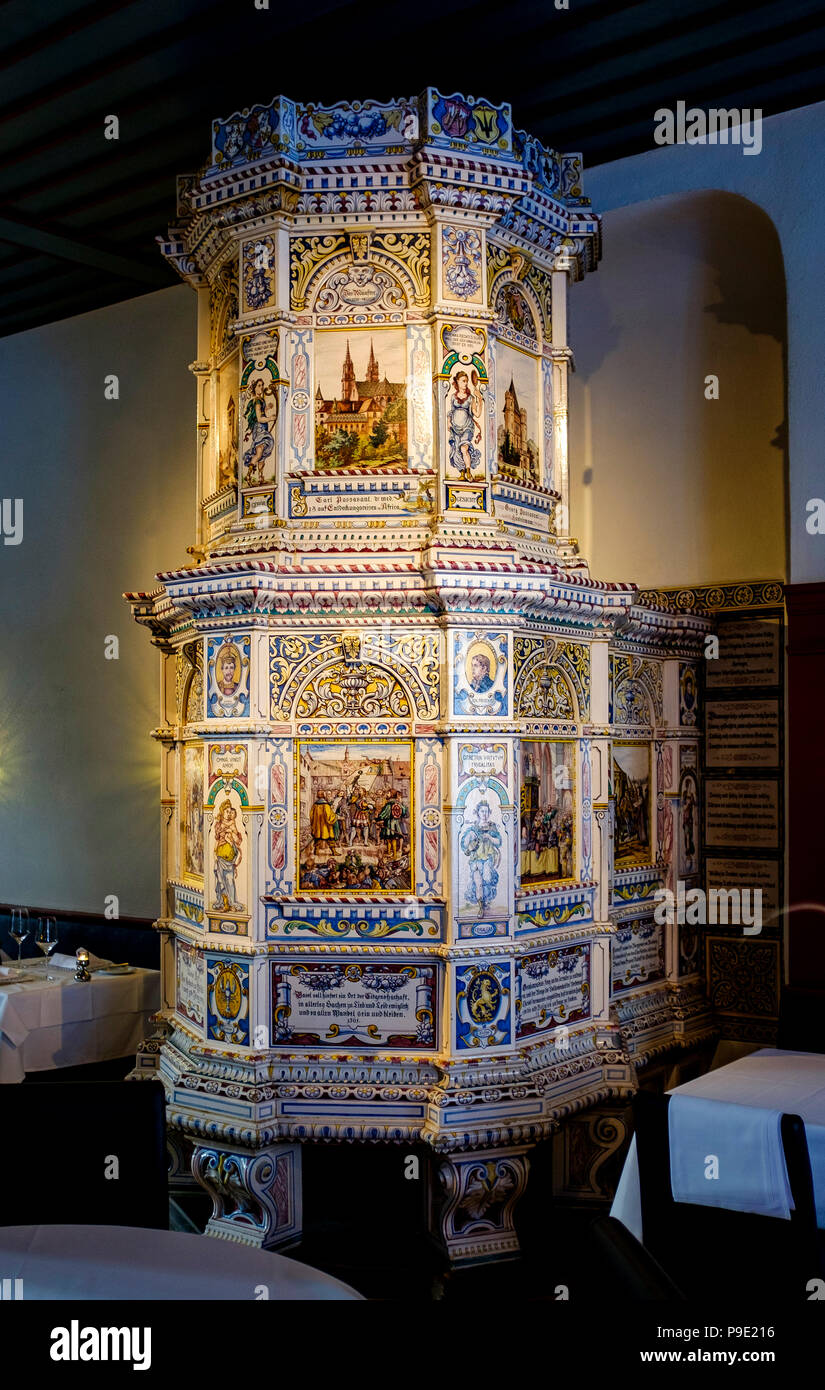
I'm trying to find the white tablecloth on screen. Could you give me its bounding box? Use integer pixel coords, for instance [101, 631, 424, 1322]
[0, 962, 160, 1083]
[611, 1049, 825, 1240]
[0, 1224, 363, 1300]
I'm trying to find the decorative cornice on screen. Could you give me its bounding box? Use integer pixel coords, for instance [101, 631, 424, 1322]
[159, 90, 601, 285]
[637, 580, 784, 614]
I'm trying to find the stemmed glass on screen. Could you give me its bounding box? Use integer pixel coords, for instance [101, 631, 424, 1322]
[35, 916, 58, 977]
[9, 908, 30, 964]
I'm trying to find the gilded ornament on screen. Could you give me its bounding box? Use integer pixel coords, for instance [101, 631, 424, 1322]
[290, 233, 349, 310]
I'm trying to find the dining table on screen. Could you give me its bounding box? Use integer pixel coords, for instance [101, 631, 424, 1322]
[0, 1224, 364, 1300]
[611, 1048, 825, 1239]
[0, 956, 160, 1083]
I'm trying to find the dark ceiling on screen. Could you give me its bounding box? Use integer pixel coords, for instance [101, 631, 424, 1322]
[3, 0, 825, 338]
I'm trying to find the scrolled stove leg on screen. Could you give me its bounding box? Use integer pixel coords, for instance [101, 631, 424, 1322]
[191, 1140, 302, 1251]
[167, 1130, 197, 1190]
[430, 1145, 531, 1267]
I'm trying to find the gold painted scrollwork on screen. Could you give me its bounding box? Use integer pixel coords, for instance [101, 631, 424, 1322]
[555, 641, 591, 719]
[297, 660, 411, 718]
[516, 664, 574, 720]
[290, 233, 349, 310]
[209, 264, 239, 360]
[611, 654, 662, 725]
[175, 653, 188, 719]
[370, 231, 431, 307]
[514, 635, 551, 682]
[515, 636, 589, 721]
[524, 263, 553, 337]
[486, 242, 512, 302]
[386, 632, 439, 715]
[290, 485, 308, 517]
[179, 640, 203, 724]
[270, 636, 329, 713]
[271, 631, 439, 720]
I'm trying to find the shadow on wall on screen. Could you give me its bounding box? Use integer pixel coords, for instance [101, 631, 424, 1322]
[0, 284, 196, 918]
[569, 190, 787, 589]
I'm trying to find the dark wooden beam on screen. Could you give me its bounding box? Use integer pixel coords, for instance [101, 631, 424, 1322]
[0, 210, 169, 285]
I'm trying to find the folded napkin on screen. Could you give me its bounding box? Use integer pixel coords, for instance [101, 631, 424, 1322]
[50, 953, 78, 970]
[0, 966, 38, 986]
[50, 952, 113, 972]
[669, 1093, 793, 1220]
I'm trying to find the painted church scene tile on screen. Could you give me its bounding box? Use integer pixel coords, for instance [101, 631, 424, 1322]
[298, 742, 412, 892]
[495, 342, 540, 488]
[314, 329, 407, 471]
[613, 743, 652, 867]
[520, 740, 575, 887]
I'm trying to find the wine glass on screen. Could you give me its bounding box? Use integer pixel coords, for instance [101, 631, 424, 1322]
[35, 916, 56, 954]
[36, 916, 58, 974]
[7, 907, 20, 957]
[9, 908, 30, 964]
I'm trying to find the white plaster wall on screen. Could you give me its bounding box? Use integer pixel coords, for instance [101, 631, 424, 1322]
[569, 189, 786, 589]
[0, 284, 196, 918]
[573, 99, 825, 586]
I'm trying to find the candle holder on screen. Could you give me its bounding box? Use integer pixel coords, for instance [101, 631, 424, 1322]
[75, 947, 91, 982]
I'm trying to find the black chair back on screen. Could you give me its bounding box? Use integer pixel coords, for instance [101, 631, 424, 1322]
[589, 1215, 686, 1300]
[632, 1090, 822, 1300]
[0, 1081, 168, 1229]
[777, 986, 825, 1054]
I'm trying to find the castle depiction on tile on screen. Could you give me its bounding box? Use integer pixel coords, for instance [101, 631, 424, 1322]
[127, 89, 713, 1269]
[495, 343, 540, 487]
